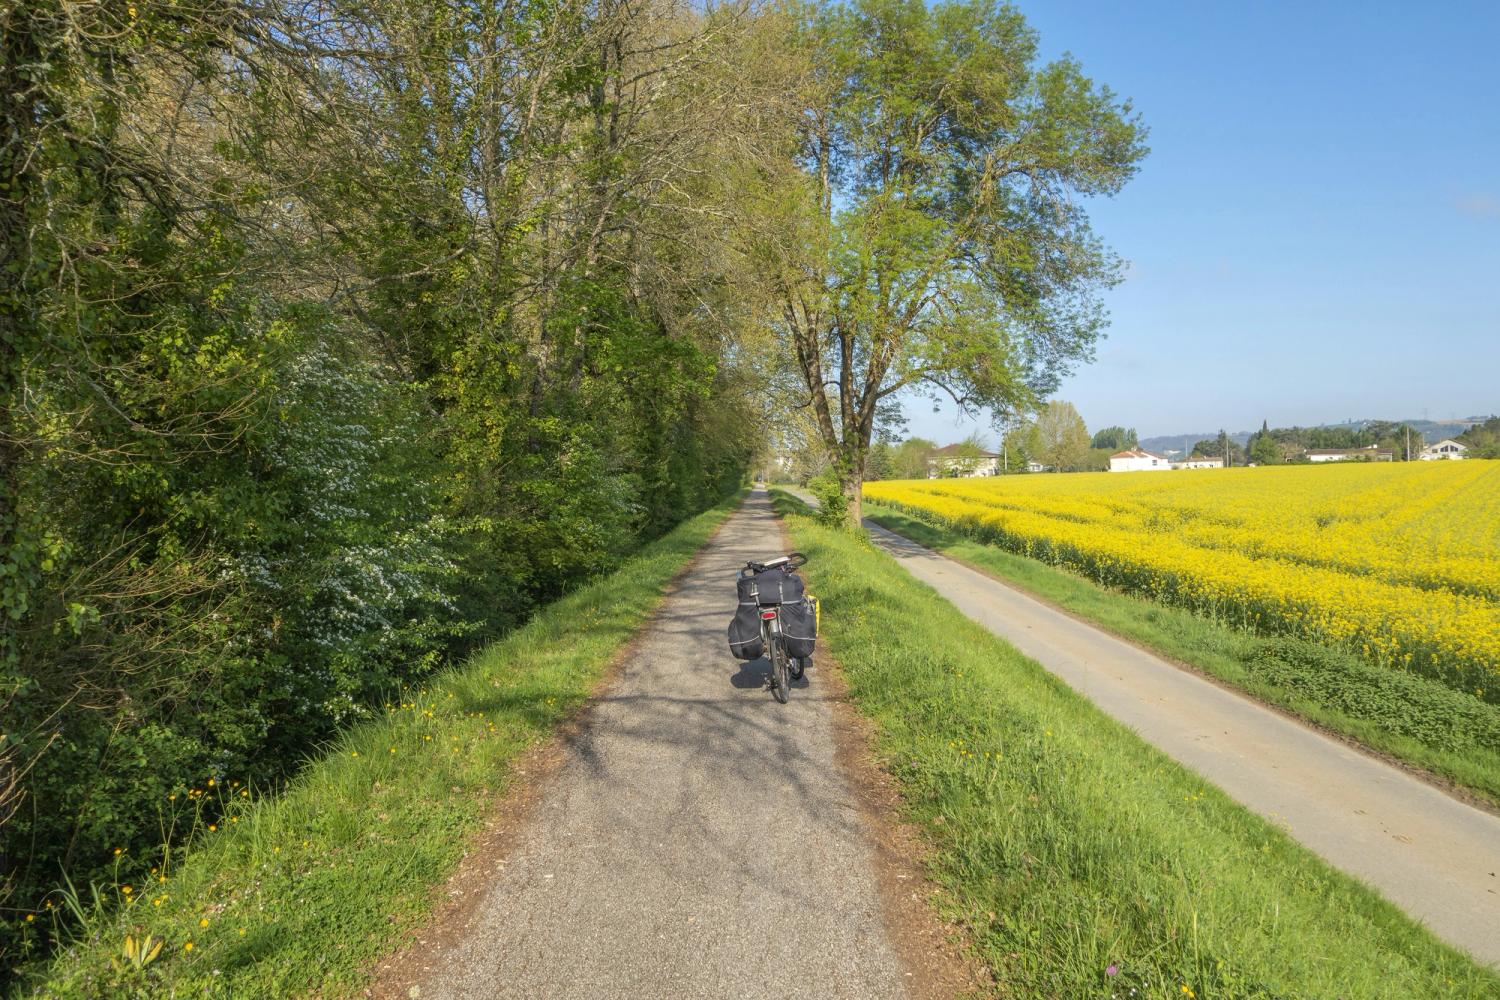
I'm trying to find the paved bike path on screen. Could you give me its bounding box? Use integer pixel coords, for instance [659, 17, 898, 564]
[860, 515, 1500, 966]
[390, 493, 912, 999]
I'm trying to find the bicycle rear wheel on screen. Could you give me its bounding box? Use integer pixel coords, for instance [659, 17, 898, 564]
[770, 642, 790, 704]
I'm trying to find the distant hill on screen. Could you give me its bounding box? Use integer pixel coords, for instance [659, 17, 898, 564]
[1139, 431, 1252, 456]
[1140, 416, 1490, 457]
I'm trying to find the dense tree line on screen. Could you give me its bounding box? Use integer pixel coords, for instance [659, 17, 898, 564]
[1, 0, 786, 965]
[1243, 420, 1428, 464]
[1457, 417, 1500, 459]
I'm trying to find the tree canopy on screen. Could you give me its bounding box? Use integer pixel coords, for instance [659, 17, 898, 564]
[756, 0, 1146, 519]
[1034, 400, 1092, 472]
[1091, 426, 1139, 450]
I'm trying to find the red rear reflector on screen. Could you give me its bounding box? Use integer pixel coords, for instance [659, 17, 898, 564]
[760, 610, 777, 620]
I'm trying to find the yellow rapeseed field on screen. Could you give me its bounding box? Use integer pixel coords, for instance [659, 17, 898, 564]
[864, 461, 1500, 699]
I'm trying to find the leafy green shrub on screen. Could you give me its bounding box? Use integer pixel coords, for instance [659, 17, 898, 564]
[807, 474, 851, 528]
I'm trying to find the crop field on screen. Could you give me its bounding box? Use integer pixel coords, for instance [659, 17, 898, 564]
[863, 462, 1500, 701]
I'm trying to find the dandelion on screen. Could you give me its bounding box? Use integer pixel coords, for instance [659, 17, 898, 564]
[121, 886, 133, 895]
[184, 941, 194, 951]
[25, 914, 35, 923]
[199, 918, 209, 928]
[208, 824, 218, 832]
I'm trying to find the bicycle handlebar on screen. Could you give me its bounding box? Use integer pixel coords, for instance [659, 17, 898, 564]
[744, 552, 807, 574]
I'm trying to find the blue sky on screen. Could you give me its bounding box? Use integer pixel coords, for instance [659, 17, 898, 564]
[903, 0, 1500, 443]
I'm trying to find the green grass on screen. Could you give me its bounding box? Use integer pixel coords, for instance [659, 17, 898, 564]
[864, 503, 1500, 807]
[19, 493, 743, 1000]
[772, 491, 1497, 999]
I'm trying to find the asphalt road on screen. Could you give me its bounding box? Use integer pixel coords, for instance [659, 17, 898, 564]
[400, 492, 911, 999]
[861, 515, 1500, 966]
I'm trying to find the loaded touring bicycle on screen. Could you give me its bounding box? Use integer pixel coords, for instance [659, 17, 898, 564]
[727, 552, 819, 703]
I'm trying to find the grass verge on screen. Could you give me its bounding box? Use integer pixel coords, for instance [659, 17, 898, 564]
[864, 503, 1500, 807]
[773, 491, 1496, 998]
[19, 493, 743, 1000]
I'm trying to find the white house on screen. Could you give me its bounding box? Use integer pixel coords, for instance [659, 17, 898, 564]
[1172, 455, 1224, 470]
[928, 443, 1000, 477]
[1108, 448, 1171, 472]
[1420, 439, 1468, 461]
[1304, 446, 1395, 463]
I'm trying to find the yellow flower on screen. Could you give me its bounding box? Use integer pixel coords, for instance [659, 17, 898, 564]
[184, 941, 194, 951]
[199, 918, 209, 928]
[25, 914, 34, 922]
[863, 464, 1500, 688]
[121, 886, 133, 895]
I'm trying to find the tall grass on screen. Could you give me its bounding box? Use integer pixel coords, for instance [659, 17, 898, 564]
[775, 492, 1495, 999]
[18, 493, 743, 999]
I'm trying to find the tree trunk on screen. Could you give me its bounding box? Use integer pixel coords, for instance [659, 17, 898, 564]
[839, 441, 865, 527]
[841, 472, 863, 526]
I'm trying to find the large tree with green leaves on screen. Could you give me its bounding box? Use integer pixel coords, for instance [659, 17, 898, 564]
[1034, 399, 1091, 472]
[756, 0, 1145, 521]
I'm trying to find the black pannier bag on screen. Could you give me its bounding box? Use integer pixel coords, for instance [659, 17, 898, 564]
[780, 597, 818, 660]
[736, 567, 806, 606]
[728, 603, 765, 661]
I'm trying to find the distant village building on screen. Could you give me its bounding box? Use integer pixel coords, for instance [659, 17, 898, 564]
[1304, 446, 1395, 463]
[1419, 439, 1468, 461]
[1108, 448, 1171, 472]
[928, 443, 1000, 477]
[1173, 455, 1224, 470]
[1025, 460, 1049, 474]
